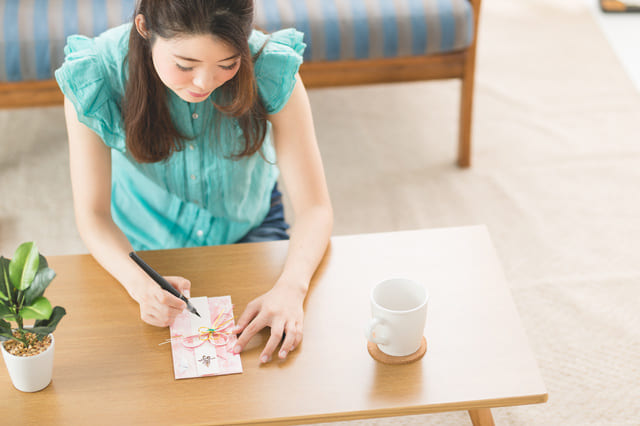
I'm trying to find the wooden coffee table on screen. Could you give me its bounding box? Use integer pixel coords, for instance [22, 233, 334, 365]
[0, 226, 547, 425]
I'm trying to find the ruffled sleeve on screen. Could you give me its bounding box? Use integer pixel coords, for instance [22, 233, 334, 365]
[54, 34, 126, 152]
[251, 29, 306, 115]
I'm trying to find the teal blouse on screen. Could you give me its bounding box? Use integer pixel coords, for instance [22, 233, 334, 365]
[55, 24, 305, 250]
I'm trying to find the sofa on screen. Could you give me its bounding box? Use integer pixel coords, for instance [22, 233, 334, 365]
[0, 0, 481, 167]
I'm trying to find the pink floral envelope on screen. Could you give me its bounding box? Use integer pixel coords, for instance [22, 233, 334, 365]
[169, 296, 243, 379]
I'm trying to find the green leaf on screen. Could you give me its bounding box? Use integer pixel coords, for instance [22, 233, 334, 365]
[9, 242, 40, 291]
[0, 304, 11, 317]
[0, 319, 12, 341]
[37, 254, 48, 269]
[0, 332, 14, 342]
[23, 267, 56, 306]
[0, 262, 7, 302]
[28, 327, 52, 339]
[34, 306, 66, 329]
[31, 306, 66, 339]
[0, 257, 14, 303]
[19, 297, 52, 320]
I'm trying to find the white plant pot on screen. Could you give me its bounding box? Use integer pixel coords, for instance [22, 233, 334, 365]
[1, 333, 55, 392]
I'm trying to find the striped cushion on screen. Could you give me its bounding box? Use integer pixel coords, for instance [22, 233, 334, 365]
[255, 0, 474, 62]
[0, 0, 474, 82]
[1, 0, 136, 82]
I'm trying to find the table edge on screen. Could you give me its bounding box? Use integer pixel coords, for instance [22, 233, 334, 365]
[218, 393, 549, 425]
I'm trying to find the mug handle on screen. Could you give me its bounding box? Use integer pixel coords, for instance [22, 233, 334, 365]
[364, 317, 389, 345]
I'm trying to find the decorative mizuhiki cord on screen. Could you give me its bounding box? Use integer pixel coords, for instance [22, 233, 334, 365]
[161, 306, 234, 347]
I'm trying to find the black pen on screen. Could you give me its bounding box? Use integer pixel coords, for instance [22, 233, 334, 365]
[129, 251, 201, 318]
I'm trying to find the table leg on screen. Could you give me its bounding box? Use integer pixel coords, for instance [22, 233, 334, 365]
[468, 408, 495, 426]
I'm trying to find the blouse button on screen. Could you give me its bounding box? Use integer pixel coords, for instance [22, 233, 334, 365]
[196, 230, 204, 237]
[189, 144, 195, 150]
[190, 174, 197, 180]
[192, 113, 199, 120]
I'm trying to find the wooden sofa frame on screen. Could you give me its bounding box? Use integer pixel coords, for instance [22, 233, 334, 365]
[0, 0, 481, 168]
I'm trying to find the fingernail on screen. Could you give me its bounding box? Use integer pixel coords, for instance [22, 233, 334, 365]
[233, 345, 241, 354]
[233, 325, 241, 333]
[183, 289, 191, 298]
[260, 355, 269, 363]
[279, 350, 287, 358]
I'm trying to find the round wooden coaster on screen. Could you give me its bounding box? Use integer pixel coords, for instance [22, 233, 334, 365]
[367, 337, 427, 365]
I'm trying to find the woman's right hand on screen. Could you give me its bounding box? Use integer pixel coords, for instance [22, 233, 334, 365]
[130, 276, 191, 327]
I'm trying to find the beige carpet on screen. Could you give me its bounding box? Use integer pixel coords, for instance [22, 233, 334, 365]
[1, 0, 639, 423]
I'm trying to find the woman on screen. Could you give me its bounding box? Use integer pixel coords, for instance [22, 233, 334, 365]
[56, 0, 332, 364]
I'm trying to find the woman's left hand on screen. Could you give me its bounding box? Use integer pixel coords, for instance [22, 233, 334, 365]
[233, 280, 306, 363]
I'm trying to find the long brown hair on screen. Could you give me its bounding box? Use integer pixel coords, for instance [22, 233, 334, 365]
[123, 0, 267, 163]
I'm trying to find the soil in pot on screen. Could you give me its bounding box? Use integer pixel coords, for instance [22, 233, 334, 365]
[3, 332, 52, 357]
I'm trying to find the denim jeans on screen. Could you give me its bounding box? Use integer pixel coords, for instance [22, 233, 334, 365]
[236, 184, 290, 243]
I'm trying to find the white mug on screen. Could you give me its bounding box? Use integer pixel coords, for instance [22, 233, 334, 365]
[364, 278, 429, 357]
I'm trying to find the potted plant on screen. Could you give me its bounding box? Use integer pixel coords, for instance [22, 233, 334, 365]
[0, 242, 66, 392]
